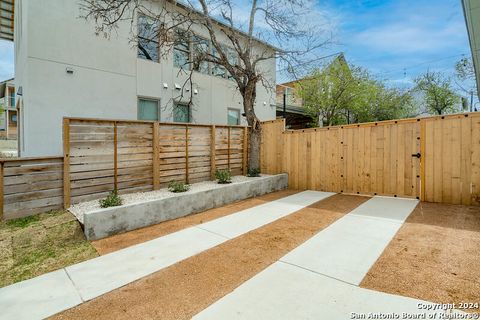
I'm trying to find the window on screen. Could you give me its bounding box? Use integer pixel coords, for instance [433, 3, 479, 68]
[8, 87, 15, 108]
[192, 35, 210, 74]
[138, 98, 160, 120]
[173, 103, 190, 123]
[173, 29, 191, 70]
[225, 47, 238, 80]
[137, 15, 159, 62]
[211, 46, 227, 78]
[227, 108, 240, 125]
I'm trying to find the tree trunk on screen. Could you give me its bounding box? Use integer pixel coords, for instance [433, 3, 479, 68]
[248, 126, 261, 170]
[243, 81, 261, 171]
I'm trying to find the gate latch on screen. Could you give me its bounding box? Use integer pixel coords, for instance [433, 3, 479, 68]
[411, 152, 421, 158]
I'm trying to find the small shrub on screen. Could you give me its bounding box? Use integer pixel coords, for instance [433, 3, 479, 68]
[247, 168, 261, 177]
[215, 169, 232, 184]
[99, 190, 123, 208]
[168, 181, 190, 193]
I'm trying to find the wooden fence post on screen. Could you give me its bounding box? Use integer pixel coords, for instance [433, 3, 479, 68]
[243, 127, 248, 175]
[211, 125, 216, 179]
[227, 126, 231, 170]
[185, 125, 189, 184]
[153, 122, 160, 190]
[113, 121, 118, 191]
[0, 162, 4, 220]
[63, 118, 71, 208]
[420, 119, 426, 201]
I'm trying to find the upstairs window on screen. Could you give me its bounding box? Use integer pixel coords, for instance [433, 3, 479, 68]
[173, 29, 191, 70]
[192, 35, 210, 75]
[211, 46, 227, 78]
[137, 15, 159, 62]
[8, 87, 15, 108]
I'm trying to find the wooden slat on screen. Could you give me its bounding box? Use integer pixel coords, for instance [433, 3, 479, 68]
[211, 125, 216, 179]
[113, 122, 118, 190]
[185, 125, 189, 184]
[63, 118, 70, 209]
[153, 122, 160, 189]
[0, 162, 3, 220]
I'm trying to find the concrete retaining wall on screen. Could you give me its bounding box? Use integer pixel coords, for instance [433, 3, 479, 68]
[83, 174, 288, 240]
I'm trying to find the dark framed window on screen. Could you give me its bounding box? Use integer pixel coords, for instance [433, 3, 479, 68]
[192, 35, 210, 74]
[173, 103, 191, 123]
[138, 98, 160, 120]
[137, 15, 159, 62]
[173, 29, 191, 70]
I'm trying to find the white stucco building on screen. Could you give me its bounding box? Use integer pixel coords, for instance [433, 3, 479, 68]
[12, 0, 277, 157]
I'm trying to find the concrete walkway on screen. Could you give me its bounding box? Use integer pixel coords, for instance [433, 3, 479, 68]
[193, 196, 458, 319]
[0, 191, 334, 320]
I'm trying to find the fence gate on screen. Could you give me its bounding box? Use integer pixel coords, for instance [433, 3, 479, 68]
[340, 120, 422, 199]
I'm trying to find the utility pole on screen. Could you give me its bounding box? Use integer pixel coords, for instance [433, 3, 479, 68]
[471, 90, 474, 112]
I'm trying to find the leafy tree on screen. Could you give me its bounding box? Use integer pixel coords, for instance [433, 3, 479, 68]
[80, 0, 329, 170]
[414, 71, 460, 115]
[295, 59, 414, 126]
[295, 58, 362, 126]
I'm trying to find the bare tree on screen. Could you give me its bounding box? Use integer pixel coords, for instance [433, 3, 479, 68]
[80, 0, 330, 170]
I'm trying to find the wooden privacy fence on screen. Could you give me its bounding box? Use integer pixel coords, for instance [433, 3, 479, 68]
[65, 118, 248, 207]
[0, 117, 248, 220]
[261, 112, 480, 206]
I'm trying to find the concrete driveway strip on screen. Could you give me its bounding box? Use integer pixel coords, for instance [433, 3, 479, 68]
[193, 261, 451, 320]
[0, 270, 82, 320]
[197, 191, 335, 239]
[0, 190, 334, 320]
[280, 196, 419, 285]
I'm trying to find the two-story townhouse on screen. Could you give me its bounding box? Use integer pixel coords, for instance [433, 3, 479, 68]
[0, 78, 18, 140]
[11, 0, 277, 157]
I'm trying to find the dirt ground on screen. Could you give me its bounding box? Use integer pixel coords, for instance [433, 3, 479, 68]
[92, 189, 299, 255]
[361, 202, 480, 312]
[0, 211, 98, 287]
[52, 194, 369, 320]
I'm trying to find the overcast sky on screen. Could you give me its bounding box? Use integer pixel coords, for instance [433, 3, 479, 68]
[0, 0, 475, 100]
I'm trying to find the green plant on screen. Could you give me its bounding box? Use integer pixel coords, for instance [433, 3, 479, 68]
[215, 169, 232, 184]
[99, 190, 123, 208]
[247, 168, 261, 177]
[168, 181, 190, 193]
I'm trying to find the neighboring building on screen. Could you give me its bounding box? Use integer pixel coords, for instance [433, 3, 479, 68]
[275, 82, 312, 129]
[0, 78, 17, 140]
[462, 0, 480, 99]
[9, 0, 276, 157]
[275, 54, 350, 129]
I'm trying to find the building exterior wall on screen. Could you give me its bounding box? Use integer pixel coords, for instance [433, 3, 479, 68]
[14, 0, 276, 157]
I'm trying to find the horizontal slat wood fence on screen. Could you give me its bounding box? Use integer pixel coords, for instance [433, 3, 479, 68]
[0, 117, 248, 220]
[0, 157, 64, 220]
[261, 112, 480, 206]
[64, 118, 248, 208]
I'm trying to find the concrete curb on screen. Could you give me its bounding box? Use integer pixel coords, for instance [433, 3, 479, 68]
[83, 174, 289, 240]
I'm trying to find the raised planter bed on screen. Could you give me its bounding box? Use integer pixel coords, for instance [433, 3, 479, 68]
[73, 174, 288, 240]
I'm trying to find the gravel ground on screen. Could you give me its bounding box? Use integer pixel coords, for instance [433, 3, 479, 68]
[361, 202, 480, 312]
[69, 175, 270, 224]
